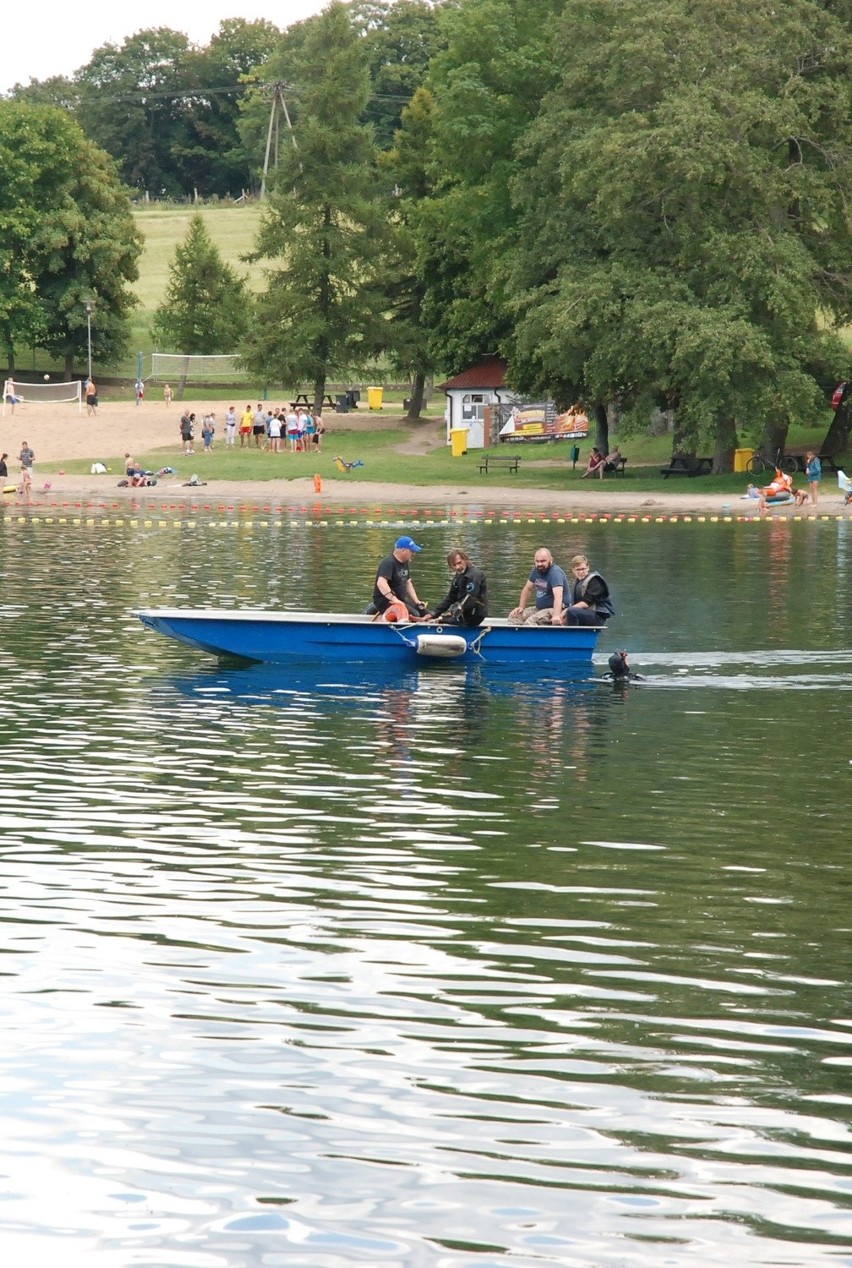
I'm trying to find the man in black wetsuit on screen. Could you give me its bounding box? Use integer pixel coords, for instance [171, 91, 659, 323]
[430, 550, 488, 627]
[371, 536, 428, 618]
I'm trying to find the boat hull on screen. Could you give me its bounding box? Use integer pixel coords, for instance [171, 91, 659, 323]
[134, 608, 601, 667]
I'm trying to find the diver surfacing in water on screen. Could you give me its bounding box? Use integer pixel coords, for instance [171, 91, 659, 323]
[602, 650, 644, 682]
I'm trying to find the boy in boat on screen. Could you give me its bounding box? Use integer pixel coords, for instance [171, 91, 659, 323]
[562, 555, 615, 626]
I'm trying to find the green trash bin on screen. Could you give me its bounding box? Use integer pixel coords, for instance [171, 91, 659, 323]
[367, 386, 383, 411]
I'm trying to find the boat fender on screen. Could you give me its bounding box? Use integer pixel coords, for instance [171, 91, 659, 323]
[415, 633, 467, 659]
[381, 601, 410, 623]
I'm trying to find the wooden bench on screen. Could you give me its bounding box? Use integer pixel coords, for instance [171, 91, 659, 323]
[660, 455, 713, 478]
[480, 454, 521, 474]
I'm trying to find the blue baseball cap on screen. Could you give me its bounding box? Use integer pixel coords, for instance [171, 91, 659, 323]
[395, 536, 422, 552]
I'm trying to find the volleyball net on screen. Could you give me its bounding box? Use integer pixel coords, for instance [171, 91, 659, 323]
[2, 378, 83, 415]
[148, 354, 248, 385]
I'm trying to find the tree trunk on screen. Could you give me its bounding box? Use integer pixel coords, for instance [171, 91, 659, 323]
[760, 420, 788, 459]
[820, 401, 851, 457]
[714, 416, 737, 473]
[405, 372, 426, 420]
[64, 351, 74, 380]
[312, 375, 327, 416]
[594, 401, 608, 453]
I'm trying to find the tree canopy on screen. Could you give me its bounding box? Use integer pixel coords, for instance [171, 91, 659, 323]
[0, 101, 141, 374]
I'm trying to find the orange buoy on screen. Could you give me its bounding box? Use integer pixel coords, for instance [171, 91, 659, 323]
[381, 601, 409, 624]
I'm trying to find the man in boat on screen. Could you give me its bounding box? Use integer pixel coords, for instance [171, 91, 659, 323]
[429, 550, 488, 627]
[509, 548, 570, 624]
[562, 554, 614, 626]
[371, 536, 429, 619]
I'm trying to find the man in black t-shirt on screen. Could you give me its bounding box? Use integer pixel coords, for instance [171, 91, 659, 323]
[371, 536, 427, 618]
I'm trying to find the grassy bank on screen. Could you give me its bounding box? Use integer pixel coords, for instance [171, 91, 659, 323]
[47, 416, 843, 495]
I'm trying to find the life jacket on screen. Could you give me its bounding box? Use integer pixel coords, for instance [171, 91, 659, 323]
[571, 570, 615, 618]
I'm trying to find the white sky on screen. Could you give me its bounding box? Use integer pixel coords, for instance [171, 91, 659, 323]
[1, 1, 329, 96]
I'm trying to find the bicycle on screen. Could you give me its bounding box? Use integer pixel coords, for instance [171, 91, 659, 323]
[746, 448, 798, 477]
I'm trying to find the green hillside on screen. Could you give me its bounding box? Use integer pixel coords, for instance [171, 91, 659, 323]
[130, 204, 265, 369]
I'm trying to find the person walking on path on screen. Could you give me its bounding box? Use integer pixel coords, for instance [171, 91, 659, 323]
[85, 378, 98, 416]
[805, 451, 821, 506]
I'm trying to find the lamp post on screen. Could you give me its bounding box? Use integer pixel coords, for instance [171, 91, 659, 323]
[84, 299, 94, 381]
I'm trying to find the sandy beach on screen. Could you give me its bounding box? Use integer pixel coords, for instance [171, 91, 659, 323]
[2, 396, 846, 516]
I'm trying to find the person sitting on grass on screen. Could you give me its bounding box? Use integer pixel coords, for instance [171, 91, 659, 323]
[581, 447, 604, 478]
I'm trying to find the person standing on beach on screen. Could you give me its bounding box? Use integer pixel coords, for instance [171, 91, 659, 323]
[225, 406, 237, 447]
[805, 451, 821, 506]
[163, 383, 173, 408]
[19, 441, 34, 502]
[85, 378, 98, 415]
[3, 378, 21, 413]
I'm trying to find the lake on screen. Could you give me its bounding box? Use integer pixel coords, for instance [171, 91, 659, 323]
[0, 510, 850, 1266]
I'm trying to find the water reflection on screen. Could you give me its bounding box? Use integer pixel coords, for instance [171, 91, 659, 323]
[0, 518, 850, 1264]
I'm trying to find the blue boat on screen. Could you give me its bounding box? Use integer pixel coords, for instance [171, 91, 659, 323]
[134, 608, 601, 667]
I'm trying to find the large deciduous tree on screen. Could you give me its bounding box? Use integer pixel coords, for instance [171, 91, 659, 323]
[242, 2, 388, 410]
[0, 102, 141, 375]
[75, 28, 193, 197]
[507, 0, 852, 467]
[152, 213, 249, 354]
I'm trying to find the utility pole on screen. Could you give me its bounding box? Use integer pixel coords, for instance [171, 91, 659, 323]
[260, 83, 298, 200]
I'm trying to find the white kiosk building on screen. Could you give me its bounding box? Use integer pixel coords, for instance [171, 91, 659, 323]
[439, 355, 518, 449]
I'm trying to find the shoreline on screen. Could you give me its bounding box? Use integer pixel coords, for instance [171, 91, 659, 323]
[2, 398, 847, 517]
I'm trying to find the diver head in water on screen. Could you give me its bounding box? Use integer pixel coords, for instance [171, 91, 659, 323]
[608, 650, 630, 678]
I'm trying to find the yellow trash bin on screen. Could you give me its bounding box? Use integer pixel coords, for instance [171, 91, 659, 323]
[450, 428, 468, 457]
[733, 447, 754, 473]
[367, 386, 383, 411]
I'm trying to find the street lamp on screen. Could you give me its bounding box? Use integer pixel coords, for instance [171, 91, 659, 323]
[84, 298, 94, 381]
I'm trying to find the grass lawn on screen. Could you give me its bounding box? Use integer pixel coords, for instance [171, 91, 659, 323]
[49, 419, 843, 494]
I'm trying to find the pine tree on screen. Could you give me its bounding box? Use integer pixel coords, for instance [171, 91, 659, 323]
[241, 2, 388, 411]
[152, 213, 248, 356]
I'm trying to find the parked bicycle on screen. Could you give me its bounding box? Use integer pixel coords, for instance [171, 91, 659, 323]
[746, 448, 798, 477]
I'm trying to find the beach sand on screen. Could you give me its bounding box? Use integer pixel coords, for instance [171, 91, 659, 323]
[2, 397, 844, 516]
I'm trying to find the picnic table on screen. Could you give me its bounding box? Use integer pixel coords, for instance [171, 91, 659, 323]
[479, 454, 522, 474]
[289, 393, 338, 411]
[784, 449, 842, 474]
[660, 455, 713, 478]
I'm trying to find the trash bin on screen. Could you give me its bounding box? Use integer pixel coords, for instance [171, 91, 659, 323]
[403, 397, 412, 411]
[450, 428, 468, 458]
[570, 445, 580, 468]
[367, 386, 383, 411]
[335, 393, 350, 413]
[733, 447, 754, 473]
[346, 388, 360, 407]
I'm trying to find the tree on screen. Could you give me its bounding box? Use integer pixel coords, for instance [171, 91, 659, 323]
[242, 3, 388, 411]
[351, 0, 446, 150]
[152, 213, 249, 356]
[0, 102, 141, 375]
[506, 0, 852, 467]
[177, 19, 282, 198]
[75, 28, 193, 196]
[377, 87, 440, 417]
[417, 0, 566, 372]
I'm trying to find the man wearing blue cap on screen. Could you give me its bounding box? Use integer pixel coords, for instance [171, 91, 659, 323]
[371, 536, 428, 618]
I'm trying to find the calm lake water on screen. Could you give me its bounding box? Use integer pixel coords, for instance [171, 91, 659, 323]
[0, 510, 850, 1266]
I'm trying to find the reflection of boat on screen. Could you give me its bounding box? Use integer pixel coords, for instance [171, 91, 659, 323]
[135, 608, 601, 667]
